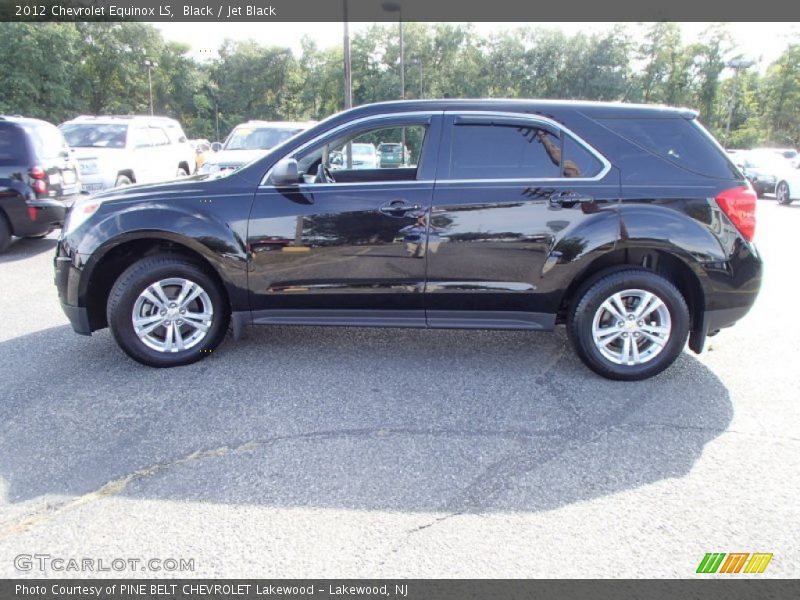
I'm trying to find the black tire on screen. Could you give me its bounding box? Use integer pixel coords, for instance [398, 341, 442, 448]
[776, 181, 793, 205]
[567, 269, 690, 381]
[115, 174, 132, 187]
[0, 212, 11, 253]
[106, 255, 229, 367]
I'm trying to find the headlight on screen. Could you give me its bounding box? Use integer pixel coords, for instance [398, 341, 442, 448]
[64, 196, 101, 234]
[78, 159, 99, 176]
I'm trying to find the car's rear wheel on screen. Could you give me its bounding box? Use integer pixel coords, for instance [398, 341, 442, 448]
[776, 181, 793, 205]
[568, 269, 690, 381]
[107, 255, 229, 367]
[0, 213, 11, 253]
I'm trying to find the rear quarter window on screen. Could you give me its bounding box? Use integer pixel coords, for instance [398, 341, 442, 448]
[599, 117, 740, 179]
[25, 123, 68, 159]
[0, 126, 27, 165]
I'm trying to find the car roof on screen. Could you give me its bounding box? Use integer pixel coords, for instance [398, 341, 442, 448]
[334, 99, 699, 120]
[62, 115, 183, 126]
[0, 115, 54, 127]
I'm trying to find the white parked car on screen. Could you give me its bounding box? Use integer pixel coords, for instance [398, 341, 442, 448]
[59, 116, 196, 192]
[199, 121, 315, 174]
[774, 163, 800, 205]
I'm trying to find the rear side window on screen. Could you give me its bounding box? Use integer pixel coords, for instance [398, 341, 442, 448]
[0, 126, 27, 165]
[450, 124, 561, 179]
[562, 135, 604, 178]
[599, 117, 740, 179]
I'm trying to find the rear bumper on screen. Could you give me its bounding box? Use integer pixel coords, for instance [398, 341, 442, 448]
[15, 195, 78, 236]
[688, 305, 753, 353]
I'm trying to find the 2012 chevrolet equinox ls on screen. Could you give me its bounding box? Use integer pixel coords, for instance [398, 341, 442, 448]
[54, 100, 762, 380]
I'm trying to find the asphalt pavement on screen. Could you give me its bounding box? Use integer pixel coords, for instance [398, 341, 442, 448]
[0, 198, 797, 578]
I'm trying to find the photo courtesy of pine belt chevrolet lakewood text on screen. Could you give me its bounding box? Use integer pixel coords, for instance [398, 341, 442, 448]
[54, 100, 762, 381]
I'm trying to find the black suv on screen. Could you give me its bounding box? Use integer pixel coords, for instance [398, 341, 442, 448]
[55, 100, 762, 380]
[0, 116, 81, 252]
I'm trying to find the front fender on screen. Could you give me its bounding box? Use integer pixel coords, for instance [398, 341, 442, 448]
[73, 200, 251, 311]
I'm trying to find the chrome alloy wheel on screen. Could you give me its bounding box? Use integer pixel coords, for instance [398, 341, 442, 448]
[131, 278, 213, 353]
[591, 288, 672, 366]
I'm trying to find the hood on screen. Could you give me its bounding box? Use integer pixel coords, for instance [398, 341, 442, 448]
[89, 173, 223, 204]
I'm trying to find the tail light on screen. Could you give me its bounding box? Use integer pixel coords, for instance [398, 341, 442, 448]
[30, 166, 47, 195]
[716, 185, 756, 242]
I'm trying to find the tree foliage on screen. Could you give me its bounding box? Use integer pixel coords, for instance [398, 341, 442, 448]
[1, 22, 798, 148]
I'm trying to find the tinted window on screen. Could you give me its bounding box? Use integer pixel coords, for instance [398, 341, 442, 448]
[449, 125, 561, 180]
[600, 117, 739, 179]
[562, 135, 603, 178]
[24, 123, 68, 159]
[0, 126, 24, 164]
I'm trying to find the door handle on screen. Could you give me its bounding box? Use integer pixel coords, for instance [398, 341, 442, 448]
[549, 191, 594, 205]
[379, 200, 421, 216]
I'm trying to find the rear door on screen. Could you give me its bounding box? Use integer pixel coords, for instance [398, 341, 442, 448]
[425, 111, 621, 328]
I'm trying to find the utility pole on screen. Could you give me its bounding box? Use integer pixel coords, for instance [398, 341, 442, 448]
[725, 57, 755, 145]
[143, 58, 157, 115]
[343, 0, 352, 110]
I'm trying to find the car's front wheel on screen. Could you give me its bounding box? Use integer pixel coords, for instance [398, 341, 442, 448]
[107, 255, 229, 367]
[776, 181, 793, 205]
[568, 269, 690, 381]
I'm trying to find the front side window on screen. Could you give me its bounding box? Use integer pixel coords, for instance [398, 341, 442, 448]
[148, 127, 170, 146]
[296, 124, 427, 184]
[449, 124, 562, 180]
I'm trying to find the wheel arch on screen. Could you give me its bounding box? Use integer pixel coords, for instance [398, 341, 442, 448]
[80, 233, 240, 332]
[558, 245, 706, 345]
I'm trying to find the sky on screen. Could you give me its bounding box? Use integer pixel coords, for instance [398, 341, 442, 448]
[155, 22, 800, 71]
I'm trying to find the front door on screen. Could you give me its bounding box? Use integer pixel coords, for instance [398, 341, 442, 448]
[425, 112, 621, 328]
[247, 113, 442, 326]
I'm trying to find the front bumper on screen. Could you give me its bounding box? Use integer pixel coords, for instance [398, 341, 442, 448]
[54, 250, 92, 335]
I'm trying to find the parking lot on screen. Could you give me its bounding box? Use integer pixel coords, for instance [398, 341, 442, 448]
[0, 198, 797, 578]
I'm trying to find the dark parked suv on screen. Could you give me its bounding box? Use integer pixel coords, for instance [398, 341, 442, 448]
[1, 116, 81, 252]
[55, 100, 762, 380]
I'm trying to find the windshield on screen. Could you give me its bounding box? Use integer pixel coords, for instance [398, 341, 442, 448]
[224, 126, 303, 151]
[60, 123, 128, 148]
[352, 144, 374, 156]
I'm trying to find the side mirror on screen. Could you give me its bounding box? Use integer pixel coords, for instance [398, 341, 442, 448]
[270, 158, 299, 186]
[211, 142, 223, 153]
